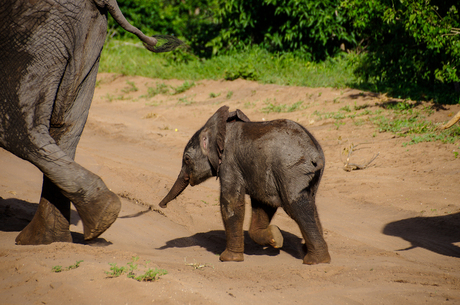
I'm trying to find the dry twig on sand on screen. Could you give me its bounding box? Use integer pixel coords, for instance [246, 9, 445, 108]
[342, 144, 379, 172]
[438, 110, 460, 130]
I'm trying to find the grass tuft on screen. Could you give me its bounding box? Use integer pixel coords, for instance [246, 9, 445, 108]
[261, 100, 306, 113]
[52, 260, 83, 273]
[106, 256, 167, 282]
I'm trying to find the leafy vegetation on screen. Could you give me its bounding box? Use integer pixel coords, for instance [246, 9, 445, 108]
[261, 100, 306, 113]
[404, 126, 460, 146]
[99, 1, 460, 148]
[100, 42, 356, 88]
[209, 0, 354, 60]
[308, 99, 460, 145]
[108, 0, 459, 103]
[139, 81, 195, 99]
[51, 260, 83, 273]
[122, 81, 139, 93]
[171, 81, 196, 94]
[106, 256, 168, 282]
[107, 0, 219, 57]
[343, 0, 460, 102]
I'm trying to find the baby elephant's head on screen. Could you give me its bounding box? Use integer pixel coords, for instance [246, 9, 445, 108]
[158, 106, 229, 208]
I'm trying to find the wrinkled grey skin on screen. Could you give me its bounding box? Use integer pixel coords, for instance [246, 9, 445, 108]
[0, 0, 181, 245]
[159, 106, 331, 264]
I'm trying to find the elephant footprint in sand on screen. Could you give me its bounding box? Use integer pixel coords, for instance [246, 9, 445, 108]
[159, 106, 331, 265]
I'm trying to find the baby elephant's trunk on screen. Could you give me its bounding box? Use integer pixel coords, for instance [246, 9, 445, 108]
[159, 170, 189, 208]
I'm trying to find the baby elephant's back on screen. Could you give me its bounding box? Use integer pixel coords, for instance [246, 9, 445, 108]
[240, 119, 324, 175]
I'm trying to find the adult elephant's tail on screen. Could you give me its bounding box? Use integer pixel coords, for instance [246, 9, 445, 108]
[94, 0, 184, 52]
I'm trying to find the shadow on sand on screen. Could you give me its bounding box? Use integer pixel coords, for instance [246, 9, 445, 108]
[0, 197, 37, 232]
[0, 196, 111, 246]
[157, 229, 306, 260]
[383, 212, 460, 258]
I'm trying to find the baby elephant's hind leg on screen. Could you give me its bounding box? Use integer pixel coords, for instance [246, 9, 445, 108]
[248, 198, 283, 249]
[286, 194, 331, 264]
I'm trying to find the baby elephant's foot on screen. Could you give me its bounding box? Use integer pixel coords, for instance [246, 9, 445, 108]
[249, 225, 284, 249]
[220, 249, 244, 262]
[303, 251, 331, 265]
[268, 225, 284, 248]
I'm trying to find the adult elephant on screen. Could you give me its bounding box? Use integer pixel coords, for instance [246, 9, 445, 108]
[0, 0, 182, 245]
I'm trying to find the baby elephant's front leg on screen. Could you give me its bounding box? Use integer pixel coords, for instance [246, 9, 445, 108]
[219, 193, 245, 262]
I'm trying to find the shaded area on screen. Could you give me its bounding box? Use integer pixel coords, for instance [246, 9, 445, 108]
[348, 91, 380, 101]
[158, 229, 304, 260]
[349, 77, 460, 106]
[0, 197, 111, 246]
[0, 197, 37, 232]
[375, 100, 421, 110]
[383, 212, 460, 258]
[70, 231, 113, 247]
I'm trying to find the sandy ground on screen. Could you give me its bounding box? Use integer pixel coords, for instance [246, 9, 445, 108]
[1, 73, 460, 305]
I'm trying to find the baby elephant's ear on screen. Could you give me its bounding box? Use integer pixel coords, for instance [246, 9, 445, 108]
[227, 109, 251, 122]
[202, 106, 230, 172]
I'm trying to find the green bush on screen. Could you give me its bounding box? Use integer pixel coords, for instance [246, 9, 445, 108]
[209, 0, 355, 60]
[107, 0, 459, 103]
[343, 0, 460, 103]
[109, 0, 219, 57]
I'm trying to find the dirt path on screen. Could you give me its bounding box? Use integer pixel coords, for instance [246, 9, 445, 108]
[1, 74, 459, 304]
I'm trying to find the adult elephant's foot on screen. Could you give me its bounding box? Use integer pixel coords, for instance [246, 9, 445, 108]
[220, 249, 244, 262]
[303, 250, 331, 265]
[249, 225, 284, 249]
[72, 187, 121, 240]
[16, 198, 72, 245]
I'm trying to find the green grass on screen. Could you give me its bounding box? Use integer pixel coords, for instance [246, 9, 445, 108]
[403, 125, 460, 146]
[171, 81, 196, 95]
[100, 38, 459, 105]
[177, 95, 194, 105]
[141, 82, 169, 99]
[106, 256, 167, 282]
[98, 38, 460, 146]
[100, 40, 356, 88]
[140, 81, 195, 99]
[261, 100, 306, 113]
[307, 101, 460, 146]
[52, 260, 83, 273]
[122, 81, 138, 93]
[106, 263, 127, 277]
[368, 104, 460, 146]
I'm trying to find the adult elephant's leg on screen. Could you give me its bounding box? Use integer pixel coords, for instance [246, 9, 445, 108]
[27, 151, 121, 242]
[248, 198, 283, 248]
[17, 58, 120, 243]
[49, 58, 120, 242]
[16, 177, 72, 244]
[0, 0, 118, 244]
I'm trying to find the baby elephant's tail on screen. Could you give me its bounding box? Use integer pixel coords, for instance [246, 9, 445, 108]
[312, 156, 324, 173]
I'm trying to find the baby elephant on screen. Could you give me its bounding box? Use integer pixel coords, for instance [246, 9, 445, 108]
[159, 106, 331, 264]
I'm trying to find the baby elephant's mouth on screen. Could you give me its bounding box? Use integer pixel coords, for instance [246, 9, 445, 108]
[188, 174, 195, 186]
